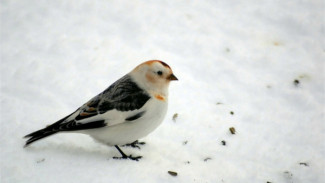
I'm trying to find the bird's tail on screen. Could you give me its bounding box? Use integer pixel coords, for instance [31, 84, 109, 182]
[23, 112, 73, 147]
[24, 128, 58, 147]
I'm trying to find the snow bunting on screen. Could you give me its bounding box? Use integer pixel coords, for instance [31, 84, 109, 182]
[24, 60, 178, 161]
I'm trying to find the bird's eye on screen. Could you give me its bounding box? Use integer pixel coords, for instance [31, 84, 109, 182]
[157, 71, 163, 76]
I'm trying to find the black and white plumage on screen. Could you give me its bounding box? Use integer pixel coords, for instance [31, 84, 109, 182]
[24, 60, 178, 161]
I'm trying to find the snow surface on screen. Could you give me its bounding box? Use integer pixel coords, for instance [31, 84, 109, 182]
[1, 0, 324, 182]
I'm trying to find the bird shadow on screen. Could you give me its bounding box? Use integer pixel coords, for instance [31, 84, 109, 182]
[24, 141, 118, 160]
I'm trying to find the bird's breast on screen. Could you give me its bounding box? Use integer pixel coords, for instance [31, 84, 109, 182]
[85, 96, 168, 146]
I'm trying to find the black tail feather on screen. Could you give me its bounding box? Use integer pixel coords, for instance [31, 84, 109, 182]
[24, 128, 47, 138]
[23, 112, 74, 147]
[24, 128, 58, 147]
[23, 110, 107, 147]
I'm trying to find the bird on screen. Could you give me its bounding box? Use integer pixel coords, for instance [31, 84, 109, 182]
[24, 60, 178, 161]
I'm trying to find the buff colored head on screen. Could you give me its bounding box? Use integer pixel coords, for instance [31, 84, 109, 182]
[130, 60, 178, 94]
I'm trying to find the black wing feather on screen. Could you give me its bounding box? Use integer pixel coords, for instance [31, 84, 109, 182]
[125, 111, 146, 121]
[97, 74, 151, 113]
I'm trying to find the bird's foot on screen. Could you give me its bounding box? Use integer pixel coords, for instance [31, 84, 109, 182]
[113, 155, 142, 161]
[123, 140, 146, 149]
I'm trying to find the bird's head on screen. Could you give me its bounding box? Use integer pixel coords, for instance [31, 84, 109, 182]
[130, 60, 178, 95]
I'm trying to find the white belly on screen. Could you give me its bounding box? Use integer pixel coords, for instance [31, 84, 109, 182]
[84, 98, 168, 146]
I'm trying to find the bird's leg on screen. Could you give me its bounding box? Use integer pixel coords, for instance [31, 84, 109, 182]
[113, 145, 142, 161]
[123, 140, 146, 149]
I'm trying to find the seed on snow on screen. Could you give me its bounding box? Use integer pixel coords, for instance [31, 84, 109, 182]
[168, 171, 178, 176]
[229, 127, 236, 134]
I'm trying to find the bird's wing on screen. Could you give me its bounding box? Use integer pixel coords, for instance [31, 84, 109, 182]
[98, 74, 151, 112]
[51, 74, 151, 131]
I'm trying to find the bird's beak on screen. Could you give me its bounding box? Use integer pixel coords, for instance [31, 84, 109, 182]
[168, 73, 178, 81]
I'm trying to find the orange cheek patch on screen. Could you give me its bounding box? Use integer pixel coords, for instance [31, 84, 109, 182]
[155, 94, 165, 101]
[146, 73, 155, 83]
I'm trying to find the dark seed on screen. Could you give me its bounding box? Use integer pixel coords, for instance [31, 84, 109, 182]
[230, 111, 234, 115]
[204, 157, 211, 162]
[284, 171, 293, 177]
[172, 113, 178, 122]
[168, 171, 178, 176]
[229, 127, 236, 134]
[299, 162, 309, 166]
[294, 79, 300, 86]
[221, 140, 226, 146]
[36, 158, 45, 163]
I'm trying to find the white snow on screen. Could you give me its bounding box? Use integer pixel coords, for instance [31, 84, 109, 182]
[1, 0, 324, 182]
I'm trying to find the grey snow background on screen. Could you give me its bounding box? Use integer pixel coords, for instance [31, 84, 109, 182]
[1, 0, 324, 182]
